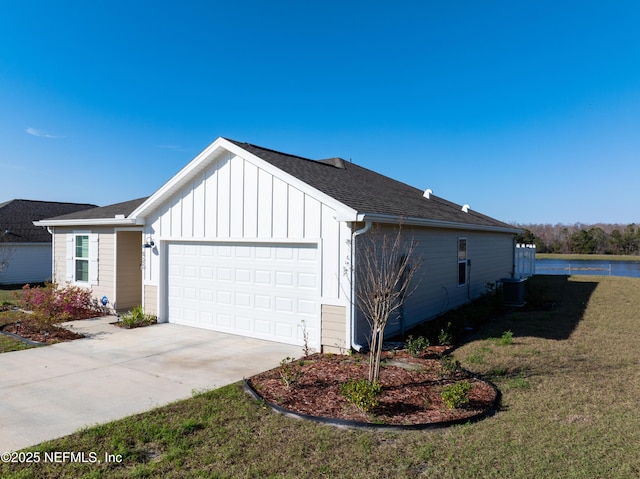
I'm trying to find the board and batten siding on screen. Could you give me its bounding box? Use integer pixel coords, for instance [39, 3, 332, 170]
[354, 225, 515, 344]
[142, 151, 351, 305]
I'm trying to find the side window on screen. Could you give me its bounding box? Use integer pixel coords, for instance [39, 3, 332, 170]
[75, 235, 90, 282]
[66, 232, 97, 285]
[458, 238, 467, 286]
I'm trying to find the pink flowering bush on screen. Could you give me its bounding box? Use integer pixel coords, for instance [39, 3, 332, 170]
[20, 283, 109, 325]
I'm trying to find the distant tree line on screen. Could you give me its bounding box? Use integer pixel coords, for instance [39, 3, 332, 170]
[513, 223, 640, 255]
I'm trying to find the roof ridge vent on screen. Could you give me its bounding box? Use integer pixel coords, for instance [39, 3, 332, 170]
[461, 204, 470, 213]
[423, 188, 432, 199]
[318, 157, 346, 169]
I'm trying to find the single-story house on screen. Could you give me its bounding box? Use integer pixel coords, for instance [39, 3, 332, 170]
[0, 199, 97, 285]
[35, 137, 521, 352]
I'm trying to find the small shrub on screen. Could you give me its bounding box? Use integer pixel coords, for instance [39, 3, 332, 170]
[439, 355, 461, 378]
[279, 357, 303, 389]
[405, 335, 430, 356]
[341, 379, 382, 412]
[119, 305, 157, 329]
[20, 283, 108, 325]
[497, 330, 514, 346]
[441, 381, 472, 409]
[438, 322, 453, 346]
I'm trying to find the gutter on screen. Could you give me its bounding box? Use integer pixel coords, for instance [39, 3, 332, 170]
[34, 218, 139, 227]
[336, 212, 522, 235]
[349, 221, 371, 352]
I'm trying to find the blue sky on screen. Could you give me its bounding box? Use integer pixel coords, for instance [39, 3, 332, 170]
[1, 1, 639, 225]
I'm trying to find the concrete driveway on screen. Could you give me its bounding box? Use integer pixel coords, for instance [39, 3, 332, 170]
[0, 316, 300, 452]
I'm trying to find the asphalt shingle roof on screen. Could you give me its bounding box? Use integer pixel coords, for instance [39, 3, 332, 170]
[43, 197, 148, 221]
[0, 200, 98, 243]
[227, 139, 513, 229]
[31, 139, 514, 232]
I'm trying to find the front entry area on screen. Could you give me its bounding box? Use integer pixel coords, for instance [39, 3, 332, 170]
[115, 230, 143, 311]
[166, 241, 320, 346]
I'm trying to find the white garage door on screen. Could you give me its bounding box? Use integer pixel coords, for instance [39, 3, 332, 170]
[166, 242, 319, 346]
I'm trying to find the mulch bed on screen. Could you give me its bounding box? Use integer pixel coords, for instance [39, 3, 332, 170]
[0, 321, 85, 344]
[247, 349, 499, 427]
[0, 311, 86, 345]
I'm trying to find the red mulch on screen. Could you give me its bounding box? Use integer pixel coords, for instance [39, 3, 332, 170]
[2, 321, 85, 344]
[0, 310, 86, 344]
[247, 349, 498, 426]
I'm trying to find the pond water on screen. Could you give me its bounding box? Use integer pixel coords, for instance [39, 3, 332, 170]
[535, 259, 640, 278]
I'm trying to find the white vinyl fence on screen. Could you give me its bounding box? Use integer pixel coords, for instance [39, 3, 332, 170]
[514, 243, 536, 278]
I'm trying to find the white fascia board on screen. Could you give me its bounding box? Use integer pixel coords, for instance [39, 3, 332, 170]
[355, 213, 522, 234]
[129, 137, 358, 222]
[33, 218, 138, 227]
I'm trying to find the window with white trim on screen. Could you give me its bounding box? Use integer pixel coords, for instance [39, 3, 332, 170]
[458, 238, 467, 286]
[75, 235, 90, 283]
[67, 232, 97, 285]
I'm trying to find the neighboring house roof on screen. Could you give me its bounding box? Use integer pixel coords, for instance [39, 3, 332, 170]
[0, 199, 98, 243]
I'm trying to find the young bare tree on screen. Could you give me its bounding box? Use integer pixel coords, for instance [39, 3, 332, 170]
[353, 223, 423, 384]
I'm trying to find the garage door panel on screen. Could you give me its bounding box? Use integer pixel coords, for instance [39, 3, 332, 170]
[275, 323, 293, 338]
[276, 248, 294, 261]
[275, 297, 294, 313]
[255, 270, 272, 285]
[275, 272, 294, 286]
[167, 242, 319, 346]
[217, 291, 232, 305]
[298, 273, 316, 288]
[200, 266, 214, 279]
[200, 289, 214, 302]
[255, 295, 271, 309]
[298, 248, 318, 262]
[217, 313, 232, 329]
[255, 248, 272, 260]
[217, 267, 232, 281]
[236, 316, 251, 332]
[298, 299, 316, 315]
[255, 319, 271, 334]
[235, 269, 252, 283]
[235, 292, 252, 307]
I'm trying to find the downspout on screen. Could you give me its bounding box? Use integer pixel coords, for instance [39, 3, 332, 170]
[350, 221, 372, 352]
[47, 226, 55, 283]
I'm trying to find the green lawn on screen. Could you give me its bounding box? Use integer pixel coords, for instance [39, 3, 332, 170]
[2, 275, 640, 478]
[0, 286, 20, 305]
[0, 287, 34, 353]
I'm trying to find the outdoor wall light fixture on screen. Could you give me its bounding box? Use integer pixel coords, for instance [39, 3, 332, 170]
[142, 238, 155, 249]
